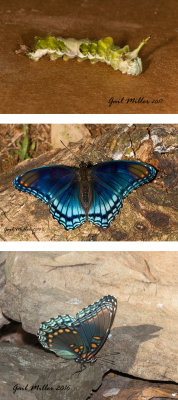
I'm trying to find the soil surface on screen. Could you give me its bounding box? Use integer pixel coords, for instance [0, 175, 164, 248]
[0, 0, 178, 114]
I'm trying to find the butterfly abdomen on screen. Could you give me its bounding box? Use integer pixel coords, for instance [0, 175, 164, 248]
[78, 166, 92, 216]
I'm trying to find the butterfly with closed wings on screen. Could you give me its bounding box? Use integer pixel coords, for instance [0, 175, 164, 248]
[38, 295, 117, 368]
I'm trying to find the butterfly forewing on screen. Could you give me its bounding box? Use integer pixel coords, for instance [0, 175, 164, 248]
[13, 165, 86, 230]
[88, 161, 156, 227]
[74, 295, 117, 362]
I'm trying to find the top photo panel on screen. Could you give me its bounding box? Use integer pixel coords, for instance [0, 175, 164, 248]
[1, 0, 178, 114]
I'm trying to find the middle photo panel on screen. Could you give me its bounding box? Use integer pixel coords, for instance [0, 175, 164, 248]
[0, 123, 177, 241]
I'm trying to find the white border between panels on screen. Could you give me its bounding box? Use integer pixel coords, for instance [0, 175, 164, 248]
[0, 114, 177, 124]
[0, 241, 177, 252]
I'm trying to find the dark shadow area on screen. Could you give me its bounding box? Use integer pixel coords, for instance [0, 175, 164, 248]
[102, 324, 162, 374]
[0, 319, 39, 347]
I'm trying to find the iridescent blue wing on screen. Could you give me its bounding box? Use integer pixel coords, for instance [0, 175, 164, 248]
[73, 295, 117, 362]
[13, 166, 86, 230]
[38, 314, 85, 360]
[88, 160, 156, 227]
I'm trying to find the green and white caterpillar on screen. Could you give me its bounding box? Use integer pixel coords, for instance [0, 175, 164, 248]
[26, 35, 150, 76]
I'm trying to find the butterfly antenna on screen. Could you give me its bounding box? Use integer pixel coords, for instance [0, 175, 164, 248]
[97, 357, 116, 366]
[60, 140, 81, 164]
[82, 136, 97, 160]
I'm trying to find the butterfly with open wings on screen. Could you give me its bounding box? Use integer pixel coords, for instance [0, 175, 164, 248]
[13, 160, 156, 230]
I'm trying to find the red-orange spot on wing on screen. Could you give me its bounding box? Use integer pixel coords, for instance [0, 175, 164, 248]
[72, 330, 77, 334]
[74, 348, 79, 353]
[87, 354, 94, 360]
[91, 343, 97, 348]
[65, 328, 70, 333]
[58, 329, 63, 333]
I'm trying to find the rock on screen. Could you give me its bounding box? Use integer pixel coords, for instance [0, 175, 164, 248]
[1, 251, 178, 385]
[0, 126, 177, 241]
[91, 372, 178, 400]
[103, 387, 120, 397]
[51, 124, 90, 149]
[0, 252, 10, 328]
[0, 342, 103, 400]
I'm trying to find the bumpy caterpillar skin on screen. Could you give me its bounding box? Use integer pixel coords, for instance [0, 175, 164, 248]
[27, 35, 150, 76]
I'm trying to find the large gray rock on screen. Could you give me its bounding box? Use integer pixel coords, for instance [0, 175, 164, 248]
[0, 125, 177, 241]
[1, 251, 178, 388]
[0, 342, 103, 400]
[0, 252, 10, 328]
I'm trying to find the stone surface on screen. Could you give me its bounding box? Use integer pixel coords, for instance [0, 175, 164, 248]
[1, 251, 178, 385]
[0, 342, 103, 400]
[51, 124, 90, 149]
[0, 252, 9, 328]
[0, 125, 177, 241]
[0, 0, 177, 114]
[91, 372, 178, 400]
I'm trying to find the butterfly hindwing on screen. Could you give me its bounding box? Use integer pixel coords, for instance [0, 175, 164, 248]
[13, 166, 86, 230]
[88, 161, 156, 227]
[38, 314, 86, 360]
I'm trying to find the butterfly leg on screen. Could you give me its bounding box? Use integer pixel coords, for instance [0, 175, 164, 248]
[71, 363, 86, 377]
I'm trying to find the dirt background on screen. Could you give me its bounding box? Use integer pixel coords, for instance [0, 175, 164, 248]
[0, 0, 178, 114]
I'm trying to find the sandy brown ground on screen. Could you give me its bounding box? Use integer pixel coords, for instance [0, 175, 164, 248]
[0, 0, 177, 114]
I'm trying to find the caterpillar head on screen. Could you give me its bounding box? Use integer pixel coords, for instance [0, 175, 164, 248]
[110, 36, 150, 75]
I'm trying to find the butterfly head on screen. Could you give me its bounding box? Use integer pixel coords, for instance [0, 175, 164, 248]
[79, 161, 93, 168]
[75, 354, 97, 364]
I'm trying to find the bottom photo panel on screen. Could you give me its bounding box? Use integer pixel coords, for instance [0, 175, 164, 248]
[0, 251, 178, 400]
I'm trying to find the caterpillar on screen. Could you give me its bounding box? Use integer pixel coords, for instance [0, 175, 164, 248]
[25, 35, 150, 76]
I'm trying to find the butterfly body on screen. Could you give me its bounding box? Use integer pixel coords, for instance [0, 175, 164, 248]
[78, 162, 92, 216]
[13, 160, 156, 230]
[38, 295, 117, 364]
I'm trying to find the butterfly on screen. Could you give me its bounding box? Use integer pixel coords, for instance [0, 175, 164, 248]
[13, 160, 156, 230]
[38, 295, 117, 365]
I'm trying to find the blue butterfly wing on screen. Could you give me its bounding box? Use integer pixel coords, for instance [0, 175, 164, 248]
[74, 295, 117, 362]
[13, 166, 86, 230]
[88, 161, 156, 228]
